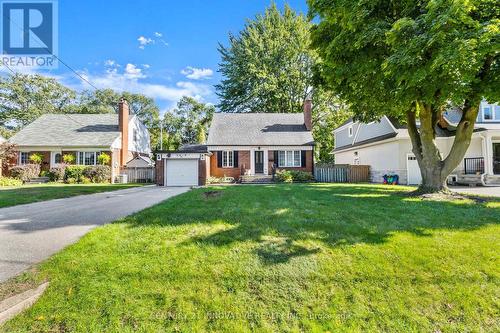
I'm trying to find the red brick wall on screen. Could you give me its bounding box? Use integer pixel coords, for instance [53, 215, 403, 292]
[210, 150, 250, 180]
[198, 159, 207, 186]
[156, 158, 164, 186]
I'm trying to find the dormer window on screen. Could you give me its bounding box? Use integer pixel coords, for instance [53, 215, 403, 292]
[483, 106, 492, 120]
[348, 125, 353, 137]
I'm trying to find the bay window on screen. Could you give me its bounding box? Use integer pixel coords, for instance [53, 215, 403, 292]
[278, 150, 301, 167]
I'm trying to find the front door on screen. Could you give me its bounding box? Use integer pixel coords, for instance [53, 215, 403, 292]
[494, 143, 500, 175]
[255, 151, 264, 174]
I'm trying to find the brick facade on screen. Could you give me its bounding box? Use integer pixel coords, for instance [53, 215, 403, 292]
[156, 158, 165, 186]
[209, 150, 250, 180]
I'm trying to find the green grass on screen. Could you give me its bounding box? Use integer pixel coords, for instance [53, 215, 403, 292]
[0, 183, 145, 208]
[1, 184, 499, 332]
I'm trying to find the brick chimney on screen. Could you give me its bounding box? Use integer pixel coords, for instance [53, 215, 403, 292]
[118, 98, 129, 166]
[303, 98, 312, 131]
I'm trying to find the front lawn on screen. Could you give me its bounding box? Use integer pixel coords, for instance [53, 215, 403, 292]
[0, 183, 144, 208]
[1, 184, 499, 332]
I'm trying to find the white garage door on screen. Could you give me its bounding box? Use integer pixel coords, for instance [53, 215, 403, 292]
[166, 159, 198, 186]
[407, 154, 422, 185]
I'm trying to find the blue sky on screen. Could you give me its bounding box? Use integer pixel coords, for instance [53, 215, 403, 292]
[16, 0, 309, 114]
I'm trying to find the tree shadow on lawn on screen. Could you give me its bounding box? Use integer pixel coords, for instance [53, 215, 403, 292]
[123, 184, 499, 265]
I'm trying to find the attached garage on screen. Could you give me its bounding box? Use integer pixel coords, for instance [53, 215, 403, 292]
[166, 159, 199, 186]
[156, 145, 210, 187]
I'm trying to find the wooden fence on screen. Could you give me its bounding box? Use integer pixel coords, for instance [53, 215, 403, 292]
[119, 167, 155, 183]
[314, 165, 370, 183]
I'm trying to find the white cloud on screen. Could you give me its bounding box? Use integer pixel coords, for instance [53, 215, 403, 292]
[154, 32, 162, 37]
[142, 64, 151, 69]
[137, 36, 153, 49]
[69, 69, 212, 104]
[124, 63, 145, 79]
[180, 66, 213, 80]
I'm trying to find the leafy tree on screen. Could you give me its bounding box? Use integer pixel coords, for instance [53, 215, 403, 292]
[217, 3, 351, 161]
[0, 73, 76, 129]
[216, 4, 313, 113]
[173, 96, 214, 145]
[309, 0, 499, 192]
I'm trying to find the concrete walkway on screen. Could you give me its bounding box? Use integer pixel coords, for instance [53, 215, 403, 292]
[0, 186, 189, 282]
[450, 185, 500, 198]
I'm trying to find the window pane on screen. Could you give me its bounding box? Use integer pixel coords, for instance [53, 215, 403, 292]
[279, 151, 285, 167]
[294, 151, 301, 167]
[222, 151, 227, 167]
[78, 152, 84, 165]
[228, 151, 233, 167]
[286, 151, 293, 167]
[495, 105, 500, 120]
[484, 106, 492, 120]
[55, 153, 62, 164]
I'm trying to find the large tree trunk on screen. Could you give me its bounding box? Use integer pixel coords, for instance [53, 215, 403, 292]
[406, 101, 479, 193]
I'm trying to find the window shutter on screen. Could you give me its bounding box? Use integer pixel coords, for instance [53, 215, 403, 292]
[217, 151, 222, 168]
[274, 151, 279, 166]
[301, 151, 306, 167]
[233, 151, 239, 168]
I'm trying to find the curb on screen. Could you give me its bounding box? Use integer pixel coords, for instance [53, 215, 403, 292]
[0, 282, 49, 325]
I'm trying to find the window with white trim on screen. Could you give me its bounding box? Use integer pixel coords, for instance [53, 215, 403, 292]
[222, 151, 233, 168]
[482, 103, 500, 121]
[19, 152, 29, 165]
[77, 152, 101, 166]
[348, 125, 353, 137]
[278, 150, 301, 167]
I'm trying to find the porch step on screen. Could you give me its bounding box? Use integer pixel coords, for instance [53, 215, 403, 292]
[485, 175, 500, 185]
[240, 175, 274, 184]
[26, 177, 50, 184]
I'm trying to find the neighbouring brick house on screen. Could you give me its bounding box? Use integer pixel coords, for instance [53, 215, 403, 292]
[156, 101, 315, 186]
[5, 99, 151, 181]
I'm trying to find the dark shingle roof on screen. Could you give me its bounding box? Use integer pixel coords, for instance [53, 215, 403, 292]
[207, 113, 314, 146]
[10, 114, 121, 147]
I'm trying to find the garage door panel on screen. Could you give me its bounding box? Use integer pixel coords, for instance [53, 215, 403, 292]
[166, 159, 198, 186]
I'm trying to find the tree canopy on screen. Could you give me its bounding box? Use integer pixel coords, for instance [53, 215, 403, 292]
[309, 0, 499, 191]
[217, 3, 351, 161]
[0, 73, 76, 129]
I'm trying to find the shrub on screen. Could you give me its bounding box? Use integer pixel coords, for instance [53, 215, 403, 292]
[29, 153, 43, 164]
[83, 165, 111, 183]
[275, 170, 293, 183]
[10, 164, 41, 182]
[48, 165, 66, 182]
[64, 165, 86, 183]
[97, 153, 111, 165]
[289, 170, 314, 182]
[81, 177, 92, 184]
[62, 154, 75, 164]
[275, 170, 314, 183]
[65, 177, 77, 184]
[0, 177, 23, 187]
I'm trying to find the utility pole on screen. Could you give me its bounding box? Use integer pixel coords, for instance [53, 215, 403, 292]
[159, 119, 164, 150]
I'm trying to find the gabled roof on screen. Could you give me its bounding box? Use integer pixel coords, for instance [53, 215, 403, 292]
[207, 113, 314, 146]
[9, 114, 121, 147]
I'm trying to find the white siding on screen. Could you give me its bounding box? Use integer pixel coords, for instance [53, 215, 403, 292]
[128, 116, 151, 154]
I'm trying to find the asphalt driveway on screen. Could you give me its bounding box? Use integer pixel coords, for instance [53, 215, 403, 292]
[0, 186, 189, 282]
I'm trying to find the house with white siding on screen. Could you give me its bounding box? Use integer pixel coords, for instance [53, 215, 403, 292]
[332, 101, 500, 185]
